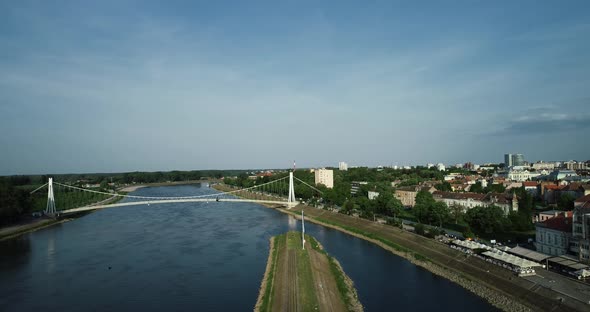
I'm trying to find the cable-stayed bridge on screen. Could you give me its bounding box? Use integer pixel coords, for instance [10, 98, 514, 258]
[31, 172, 322, 217]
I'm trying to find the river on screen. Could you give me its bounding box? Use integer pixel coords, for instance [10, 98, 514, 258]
[0, 184, 497, 311]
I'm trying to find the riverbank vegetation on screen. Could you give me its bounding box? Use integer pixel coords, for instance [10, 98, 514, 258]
[223, 166, 535, 242]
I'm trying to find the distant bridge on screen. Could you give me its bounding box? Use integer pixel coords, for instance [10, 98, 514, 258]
[32, 172, 322, 216]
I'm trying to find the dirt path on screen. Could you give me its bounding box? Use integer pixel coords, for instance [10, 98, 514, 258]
[288, 249, 300, 312]
[308, 247, 347, 311]
[272, 235, 290, 311]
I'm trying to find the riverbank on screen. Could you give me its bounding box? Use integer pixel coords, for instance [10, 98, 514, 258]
[0, 217, 74, 241]
[0, 193, 122, 241]
[254, 231, 363, 312]
[280, 205, 587, 312]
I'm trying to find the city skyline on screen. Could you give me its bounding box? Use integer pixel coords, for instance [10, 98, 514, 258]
[1, 1, 589, 175]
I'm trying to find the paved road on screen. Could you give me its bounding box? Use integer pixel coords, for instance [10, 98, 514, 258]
[524, 270, 590, 305]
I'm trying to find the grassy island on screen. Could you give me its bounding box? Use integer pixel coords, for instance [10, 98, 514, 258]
[255, 231, 363, 312]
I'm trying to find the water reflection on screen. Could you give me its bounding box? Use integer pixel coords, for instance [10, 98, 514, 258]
[46, 235, 56, 274]
[287, 214, 298, 230]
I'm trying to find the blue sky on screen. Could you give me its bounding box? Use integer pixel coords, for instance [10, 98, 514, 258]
[1, 1, 589, 175]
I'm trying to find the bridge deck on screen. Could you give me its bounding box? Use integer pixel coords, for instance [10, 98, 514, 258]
[59, 198, 298, 214]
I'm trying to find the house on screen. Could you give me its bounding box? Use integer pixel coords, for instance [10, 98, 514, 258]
[535, 210, 566, 222]
[350, 181, 368, 195]
[523, 181, 539, 197]
[535, 211, 573, 256]
[561, 183, 590, 199]
[368, 191, 380, 200]
[575, 194, 590, 209]
[394, 185, 437, 207]
[432, 191, 518, 215]
[542, 184, 562, 205]
[505, 182, 523, 191]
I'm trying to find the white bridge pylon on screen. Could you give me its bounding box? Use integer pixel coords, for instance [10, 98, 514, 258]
[288, 171, 296, 208]
[45, 178, 56, 215]
[36, 172, 323, 215]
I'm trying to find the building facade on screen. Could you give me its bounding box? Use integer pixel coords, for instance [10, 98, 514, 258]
[565, 161, 590, 170]
[432, 191, 518, 215]
[571, 197, 590, 263]
[504, 154, 513, 168]
[368, 191, 380, 200]
[338, 162, 348, 171]
[314, 168, 334, 189]
[535, 212, 573, 256]
[394, 186, 436, 207]
[513, 154, 525, 166]
[504, 153, 525, 168]
[532, 162, 556, 170]
[507, 169, 540, 182]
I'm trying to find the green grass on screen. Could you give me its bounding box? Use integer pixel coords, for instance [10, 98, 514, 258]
[314, 216, 430, 262]
[258, 236, 280, 312]
[287, 232, 319, 311]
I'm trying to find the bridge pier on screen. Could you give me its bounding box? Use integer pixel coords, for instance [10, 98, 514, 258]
[288, 172, 296, 208]
[44, 178, 57, 217]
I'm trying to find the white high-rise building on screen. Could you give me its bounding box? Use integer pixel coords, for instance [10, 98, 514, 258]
[338, 161, 348, 171]
[437, 163, 446, 171]
[314, 168, 334, 189]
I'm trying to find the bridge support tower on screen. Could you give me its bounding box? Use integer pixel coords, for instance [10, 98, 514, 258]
[45, 178, 57, 216]
[288, 172, 296, 208]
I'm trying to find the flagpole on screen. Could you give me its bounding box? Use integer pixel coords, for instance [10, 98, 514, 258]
[302, 210, 305, 250]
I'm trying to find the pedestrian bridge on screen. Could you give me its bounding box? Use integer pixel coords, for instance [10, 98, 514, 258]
[32, 172, 321, 216]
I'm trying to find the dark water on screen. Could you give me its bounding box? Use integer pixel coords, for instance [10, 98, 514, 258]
[0, 184, 497, 311]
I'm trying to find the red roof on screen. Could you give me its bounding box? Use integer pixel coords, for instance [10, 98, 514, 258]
[544, 185, 561, 190]
[575, 194, 590, 203]
[541, 212, 573, 232]
[523, 181, 538, 187]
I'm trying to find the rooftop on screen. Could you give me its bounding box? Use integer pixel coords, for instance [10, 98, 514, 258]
[574, 194, 590, 203]
[537, 212, 573, 232]
[507, 246, 551, 263]
[433, 191, 486, 201]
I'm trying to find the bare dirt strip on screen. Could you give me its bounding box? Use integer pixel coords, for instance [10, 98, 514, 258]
[308, 245, 347, 311]
[271, 234, 291, 311]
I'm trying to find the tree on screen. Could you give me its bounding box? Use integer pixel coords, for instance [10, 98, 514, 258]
[386, 197, 403, 219]
[413, 190, 436, 223]
[464, 205, 511, 236]
[435, 181, 452, 192]
[449, 204, 464, 224]
[414, 223, 426, 236]
[342, 199, 354, 215]
[485, 183, 506, 194]
[0, 181, 33, 225]
[470, 182, 485, 194]
[558, 193, 575, 210]
[430, 201, 450, 227]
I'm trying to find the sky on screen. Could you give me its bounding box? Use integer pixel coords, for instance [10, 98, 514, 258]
[1, 1, 589, 175]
